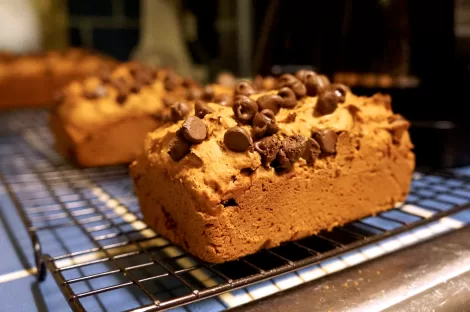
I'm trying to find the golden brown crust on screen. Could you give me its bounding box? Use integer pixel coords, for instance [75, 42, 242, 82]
[0, 49, 116, 109]
[131, 88, 415, 263]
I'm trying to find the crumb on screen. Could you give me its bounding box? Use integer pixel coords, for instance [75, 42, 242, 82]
[358, 270, 362, 274]
[377, 271, 381, 275]
[343, 282, 348, 288]
[354, 281, 359, 286]
[324, 285, 329, 290]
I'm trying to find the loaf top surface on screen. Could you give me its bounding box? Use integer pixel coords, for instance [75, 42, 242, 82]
[0, 48, 116, 78]
[134, 72, 414, 214]
[53, 62, 235, 142]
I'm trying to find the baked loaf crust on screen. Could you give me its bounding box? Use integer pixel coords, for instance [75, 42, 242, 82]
[49, 62, 233, 167]
[0, 49, 115, 108]
[131, 72, 415, 263]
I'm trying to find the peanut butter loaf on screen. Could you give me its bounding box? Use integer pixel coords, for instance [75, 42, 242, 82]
[0, 48, 116, 109]
[49, 62, 235, 167]
[130, 70, 415, 263]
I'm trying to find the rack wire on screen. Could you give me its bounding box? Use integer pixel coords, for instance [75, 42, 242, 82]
[0, 112, 469, 311]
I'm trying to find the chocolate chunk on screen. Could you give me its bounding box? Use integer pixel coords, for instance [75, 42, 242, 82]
[278, 87, 297, 108]
[254, 136, 281, 165]
[170, 101, 191, 122]
[224, 127, 252, 152]
[128, 62, 141, 76]
[186, 87, 202, 101]
[295, 69, 315, 81]
[194, 100, 213, 119]
[252, 112, 279, 139]
[162, 96, 175, 107]
[213, 93, 232, 106]
[256, 94, 282, 115]
[182, 77, 197, 88]
[232, 96, 258, 124]
[181, 116, 207, 144]
[313, 129, 338, 154]
[202, 85, 215, 101]
[168, 136, 191, 161]
[110, 77, 127, 90]
[216, 72, 236, 88]
[275, 149, 292, 171]
[283, 112, 297, 123]
[235, 80, 255, 96]
[98, 67, 112, 84]
[282, 136, 307, 163]
[302, 138, 321, 163]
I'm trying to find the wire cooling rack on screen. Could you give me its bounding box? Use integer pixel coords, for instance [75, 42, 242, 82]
[0, 111, 469, 311]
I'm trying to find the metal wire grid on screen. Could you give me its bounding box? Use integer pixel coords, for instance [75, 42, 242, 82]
[0, 126, 469, 311]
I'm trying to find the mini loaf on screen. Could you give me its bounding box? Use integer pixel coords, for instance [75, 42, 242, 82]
[131, 70, 415, 263]
[0, 48, 116, 108]
[49, 62, 233, 167]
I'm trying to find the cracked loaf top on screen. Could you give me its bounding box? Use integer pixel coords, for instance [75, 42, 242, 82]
[137, 70, 414, 214]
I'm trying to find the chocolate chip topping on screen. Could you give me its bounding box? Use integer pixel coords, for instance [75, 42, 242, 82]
[260, 109, 276, 120]
[213, 93, 232, 106]
[235, 80, 255, 96]
[255, 136, 281, 165]
[168, 136, 191, 161]
[291, 81, 307, 98]
[202, 85, 215, 101]
[194, 100, 214, 119]
[216, 72, 236, 88]
[313, 129, 338, 154]
[277, 74, 307, 99]
[278, 87, 297, 108]
[164, 74, 179, 91]
[186, 87, 202, 101]
[272, 136, 307, 171]
[302, 138, 321, 163]
[224, 126, 252, 152]
[295, 69, 314, 81]
[295, 70, 330, 96]
[252, 75, 264, 90]
[278, 74, 298, 88]
[130, 81, 142, 93]
[98, 68, 112, 84]
[162, 96, 175, 107]
[135, 69, 153, 86]
[232, 96, 259, 124]
[252, 111, 279, 139]
[170, 101, 191, 122]
[256, 94, 282, 115]
[84, 85, 107, 99]
[315, 83, 349, 116]
[181, 116, 207, 144]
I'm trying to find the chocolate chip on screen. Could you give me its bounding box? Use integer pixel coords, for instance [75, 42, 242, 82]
[216, 72, 236, 88]
[256, 94, 282, 114]
[224, 127, 252, 152]
[235, 80, 255, 96]
[84, 86, 107, 99]
[304, 73, 330, 97]
[252, 75, 264, 90]
[315, 89, 339, 115]
[181, 116, 207, 144]
[278, 87, 297, 108]
[116, 91, 128, 104]
[274, 149, 292, 171]
[252, 112, 279, 139]
[135, 69, 153, 85]
[182, 77, 197, 88]
[292, 81, 307, 98]
[283, 112, 297, 123]
[260, 109, 275, 120]
[130, 81, 142, 93]
[98, 67, 112, 84]
[213, 93, 232, 106]
[164, 74, 179, 91]
[168, 136, 191, 161]
[110, 77, 127, 90]
[163, 96, 175, 107]
[170, 101, 191, 122]
[302, 138, 320, 163]
[328, 83, 349, 103]
[194, 100, 213, 119]
[313, 129, 338, 154]
[254, 136, 281, 165]
[278, 74, 298, 88]
[186, 87, 202, 101]
[128, 62, 141, 76]
[232, 96, 258, 124]
[295, 69, 315, 81]
[202, 85, 215, 101]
